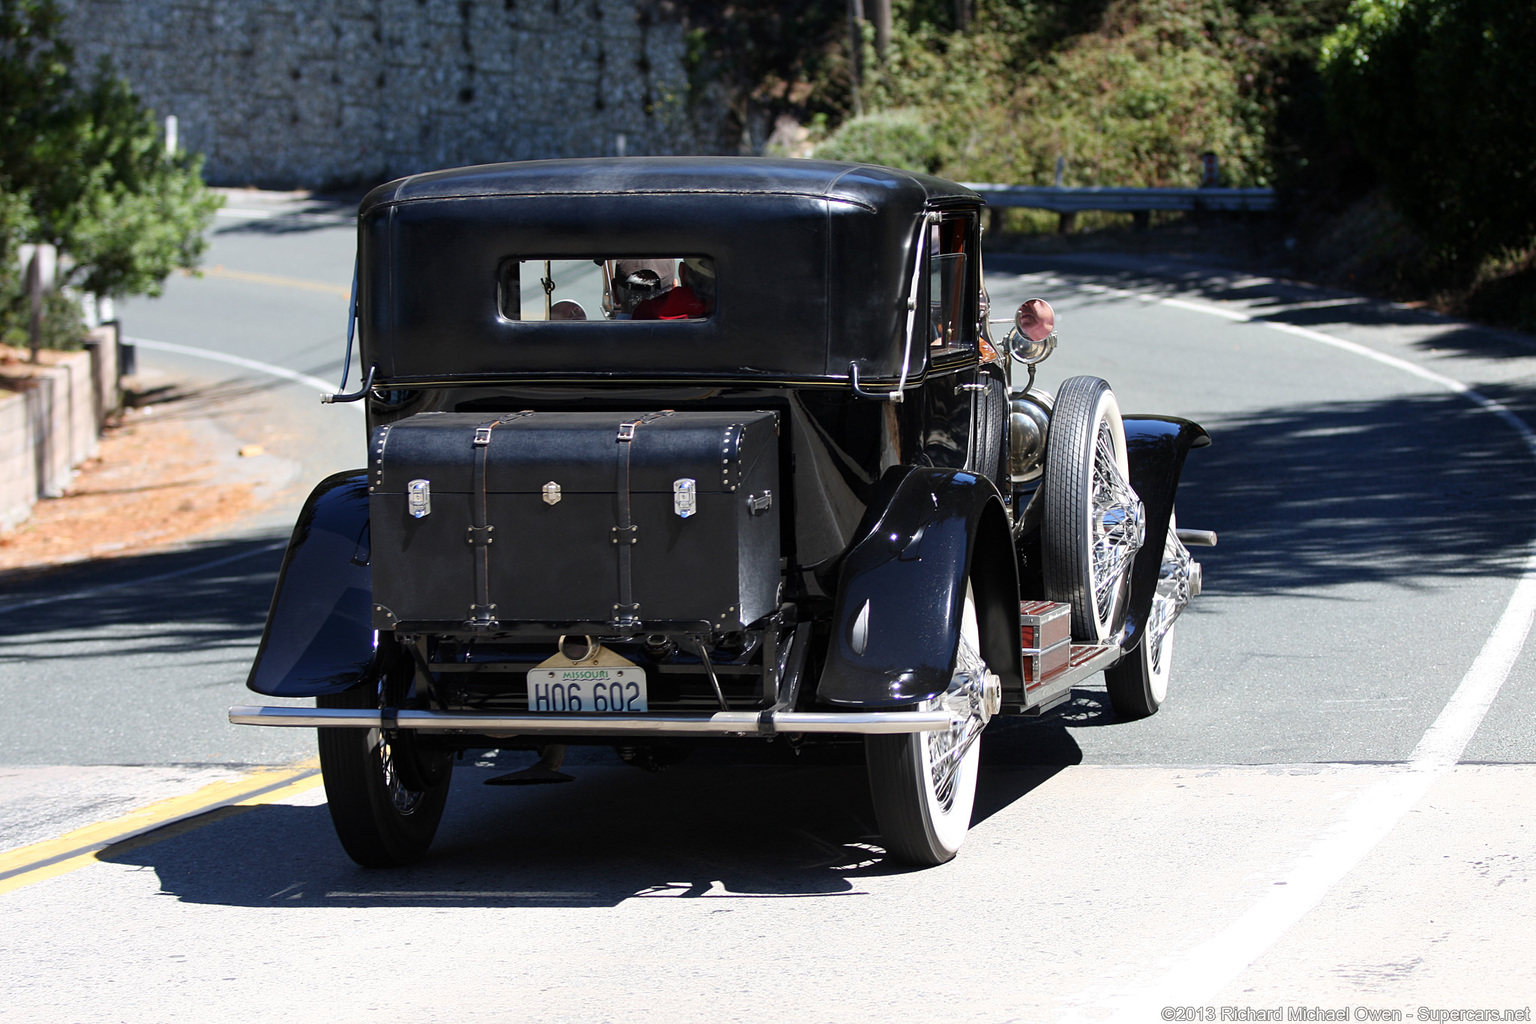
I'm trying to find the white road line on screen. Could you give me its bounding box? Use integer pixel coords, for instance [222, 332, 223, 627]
[126, 336, 351, 401]
[1026, 272, 1536, 1018]
[0, 541, 287, 616]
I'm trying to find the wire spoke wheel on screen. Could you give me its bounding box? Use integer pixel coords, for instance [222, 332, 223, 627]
[865, 583, 987, 866]
[1042, 376, 1144, 643]
[317, 643, 452, 867]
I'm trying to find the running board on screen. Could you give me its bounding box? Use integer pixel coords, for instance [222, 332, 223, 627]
[228, 705, 957, 738]
[1017, 600, 1121, 714]
[1020, 644, 1121, 715]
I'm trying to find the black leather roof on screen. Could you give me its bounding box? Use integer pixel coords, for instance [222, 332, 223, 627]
[360, 157, 980, 214]
[358, 158, 982, 385]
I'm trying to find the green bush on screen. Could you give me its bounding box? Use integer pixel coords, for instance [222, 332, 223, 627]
[1320, 0, 1536, 272]
[962, 2, 1271, 188]
[814, 109, 954, 174]
[816, 0, 1350, 198]
[1, 0, 219, 348]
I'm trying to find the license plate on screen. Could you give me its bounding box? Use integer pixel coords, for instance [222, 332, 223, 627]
[526, 667, 648, 713]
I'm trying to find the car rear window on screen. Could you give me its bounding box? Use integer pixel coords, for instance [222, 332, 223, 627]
[498, 257, 717, 322]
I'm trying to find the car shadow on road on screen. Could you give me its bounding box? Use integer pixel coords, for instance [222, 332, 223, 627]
[98, 725, 1085, 908]
[1175, 390, 1536, 596]
[125, 367, 344, 412]
[0, 535, 286, 661]
[988, 252, 1536, 596]
[212, 194, 360, 236]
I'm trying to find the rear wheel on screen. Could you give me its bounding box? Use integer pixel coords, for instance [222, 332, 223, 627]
[1104, 620, 1173, 720]
[1104, 512, 1186, 719]
[865, 583, 987, 866]
[1042, 376, 1144, 642]
[317, 647, 452, 867]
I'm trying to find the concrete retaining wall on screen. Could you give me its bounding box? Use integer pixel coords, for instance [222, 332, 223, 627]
[0, 391, 39, 533]
[57, 0, 732, 189]
[0, 330, 121, 533]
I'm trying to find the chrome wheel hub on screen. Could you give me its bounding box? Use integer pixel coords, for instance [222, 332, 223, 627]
[1090, 424, 1145, 619]
[929, 632, 999, 811]
[377, 732, 425, 816]
[1145, 527, 1198, 671]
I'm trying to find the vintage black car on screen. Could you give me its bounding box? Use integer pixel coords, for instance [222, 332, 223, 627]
[230, 157, 1212, 867]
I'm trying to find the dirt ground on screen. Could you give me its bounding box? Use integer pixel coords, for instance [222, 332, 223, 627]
[0, 403, 263, 580]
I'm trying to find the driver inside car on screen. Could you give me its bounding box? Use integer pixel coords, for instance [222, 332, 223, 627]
[605, 259, 671, 319]
[632, 257, 715, 320]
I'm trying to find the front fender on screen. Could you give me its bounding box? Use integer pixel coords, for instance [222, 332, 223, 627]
[816, 467, 1020, 708]
[1121, 416, 1210, 650]
[245, 470, 377, 697]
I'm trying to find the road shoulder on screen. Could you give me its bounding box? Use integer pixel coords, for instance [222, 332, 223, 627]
[0, 369, 299, 582]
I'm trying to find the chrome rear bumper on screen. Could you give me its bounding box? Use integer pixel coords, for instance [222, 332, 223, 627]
[228, 705, 957, 737]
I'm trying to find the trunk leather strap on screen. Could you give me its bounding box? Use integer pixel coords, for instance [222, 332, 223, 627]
[465, 411, 533, 629]
[466, 418, 503, 628]
[612, 411, 672, 626]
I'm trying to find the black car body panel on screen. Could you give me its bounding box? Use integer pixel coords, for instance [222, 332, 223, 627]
[1118, 415, 1212, 652]
[246, 471, 375, 698]
[815, 466, 1021, 708]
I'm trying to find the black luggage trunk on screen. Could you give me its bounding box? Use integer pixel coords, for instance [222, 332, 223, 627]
[369, 410, 781, 632]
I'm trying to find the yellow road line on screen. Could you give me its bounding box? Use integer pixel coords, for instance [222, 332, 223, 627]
[191, 265, 351, 299]
[0, 761, 323, 895]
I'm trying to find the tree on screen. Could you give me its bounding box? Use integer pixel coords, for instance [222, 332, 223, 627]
[1, 0, 219, 347]
[1320, 0, 1536, 272]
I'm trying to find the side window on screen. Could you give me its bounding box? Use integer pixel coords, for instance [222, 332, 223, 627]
[927, 215, 976, 359]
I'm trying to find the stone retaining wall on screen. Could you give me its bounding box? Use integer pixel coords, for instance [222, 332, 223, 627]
[57, 0, 731, 189]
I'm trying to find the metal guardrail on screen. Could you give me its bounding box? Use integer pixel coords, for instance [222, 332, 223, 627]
[964, 183, 1277, 213]
[964, 182, 1276, 232]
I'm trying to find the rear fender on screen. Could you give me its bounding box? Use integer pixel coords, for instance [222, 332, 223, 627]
[1121, 416, 1210, 651]
[245, 471, 377, 697]
[815, 468, 1022, 708]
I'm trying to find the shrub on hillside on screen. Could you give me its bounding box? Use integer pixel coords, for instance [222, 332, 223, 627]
[817, 0, 1350, 192]
[964, 1, 1269, 188]
[1319, 0, 1536, 275]
[814, 109, 954, 174]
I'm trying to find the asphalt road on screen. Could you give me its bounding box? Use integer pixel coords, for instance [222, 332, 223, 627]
[1, 200, 1533, 1021]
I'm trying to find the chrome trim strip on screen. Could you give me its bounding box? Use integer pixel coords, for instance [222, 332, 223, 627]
[228, 706, 958, 736]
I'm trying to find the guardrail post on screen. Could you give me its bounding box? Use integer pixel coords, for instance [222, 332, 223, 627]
[1058, 211, 1076, 235]
[1132, 210, 1150, 232]
[1200, 152, 1219, 188]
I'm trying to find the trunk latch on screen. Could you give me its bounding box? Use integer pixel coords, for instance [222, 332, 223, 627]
[673, 478, 697, 518]
[407, 479, 431, 518]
